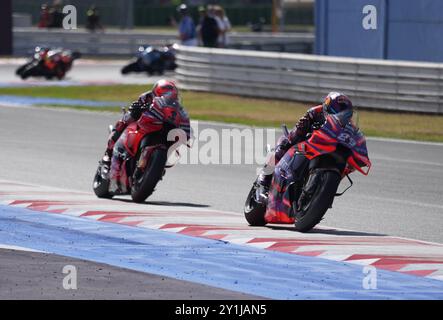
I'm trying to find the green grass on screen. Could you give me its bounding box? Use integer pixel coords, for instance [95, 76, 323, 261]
[1, 84, 442, 142]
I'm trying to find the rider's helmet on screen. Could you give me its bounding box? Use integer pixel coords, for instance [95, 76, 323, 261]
[177, 3, 188, 14]
[152, 79, 179, 101]
[322, 92, 354, 125]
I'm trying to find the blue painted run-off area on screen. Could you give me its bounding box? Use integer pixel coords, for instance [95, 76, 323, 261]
[0, 95, 124, 108]
[1, 205, 443, 300]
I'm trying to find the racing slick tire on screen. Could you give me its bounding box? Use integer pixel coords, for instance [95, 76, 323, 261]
[294, 170, 341, 232]
[121, 62, 139, 75]
[131, 147, 167, 203]
[93, 163, 113, 199]
[244, 183, 267, 226]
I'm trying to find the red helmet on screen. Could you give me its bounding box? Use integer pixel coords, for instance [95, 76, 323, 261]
[152, 79, 179, 101]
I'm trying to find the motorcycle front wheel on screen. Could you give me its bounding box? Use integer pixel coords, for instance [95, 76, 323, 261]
[131, 147, 167, 203]
[293, 170, 341, 232]
[16, 63, 31, 76]
[121, 61, 140, 74]
[20, 64, 38, 79]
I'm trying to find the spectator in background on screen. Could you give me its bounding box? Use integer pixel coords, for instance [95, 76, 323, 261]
[48, 0, 64, 28]
[38, 3, 50, 28]
[198, 6, 219, 48]
[214, 5, 231, 48]
[86, 5, 104, 32]
[177, 4, 198, 46]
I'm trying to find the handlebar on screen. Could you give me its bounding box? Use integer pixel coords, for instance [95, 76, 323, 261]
[281, 124, 289, 138]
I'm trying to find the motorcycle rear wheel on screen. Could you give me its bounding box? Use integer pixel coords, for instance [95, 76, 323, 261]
[293, 170, 341, 232]
[93, 164, 113, 199]
[131, 148, 167, 203]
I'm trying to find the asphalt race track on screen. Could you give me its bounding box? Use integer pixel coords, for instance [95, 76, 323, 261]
[0, 248, 260, 300]
[0, 106, 442, 243]
[0, 59, 168, 86]
[0, 59, 442, 299]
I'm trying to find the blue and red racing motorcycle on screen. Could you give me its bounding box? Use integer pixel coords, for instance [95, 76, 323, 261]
[244, 114, 371, 232]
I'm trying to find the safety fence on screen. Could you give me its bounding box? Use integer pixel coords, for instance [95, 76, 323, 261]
[13, 28, 314, 56]
[175, 46, 443, 114]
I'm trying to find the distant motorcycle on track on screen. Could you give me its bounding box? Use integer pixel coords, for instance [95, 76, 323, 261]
[121, 44, 177, 76]
[244, 115, 371, 232]
[16, 46, 81, 80]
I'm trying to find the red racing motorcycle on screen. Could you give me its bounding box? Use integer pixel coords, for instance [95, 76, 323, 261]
[17, 47, 81, 80]
[93, 103, 188, 203]
[244, 114, 371, 232]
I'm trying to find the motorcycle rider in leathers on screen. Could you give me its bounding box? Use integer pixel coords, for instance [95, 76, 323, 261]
[257, 92, 354, 200]
[101, 80, 191, 191]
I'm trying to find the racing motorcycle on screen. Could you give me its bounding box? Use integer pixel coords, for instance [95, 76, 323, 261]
[121, 44, 177, 76]
[244, 114, 371, 232]
[16, 46, 81, 80]
[92, 103, 187, 203]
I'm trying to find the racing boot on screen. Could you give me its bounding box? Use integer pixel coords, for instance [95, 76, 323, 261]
[101, 135, 117, 168]
[101, 148, 113, 168]
[101, 119, 127, 167]
[256, 171, 272, 204]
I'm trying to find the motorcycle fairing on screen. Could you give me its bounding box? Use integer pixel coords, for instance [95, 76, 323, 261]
[122, 116, 163, 157]
[297, 115, 371, 175]
[265, 146, 308, 224]
[108, 111, 164, 194]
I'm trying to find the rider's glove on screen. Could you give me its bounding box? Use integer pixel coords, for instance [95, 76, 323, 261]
[137, 91, 154, 107]
[128, 101, 143, 120]
[294, 115, 311, 138]
[128, 101, 140, 111]
[274, 136, 291, 162]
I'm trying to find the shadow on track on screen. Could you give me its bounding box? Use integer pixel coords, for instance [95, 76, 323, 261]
[113, 197, 210, 208]
[266, 225, 387, 237]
